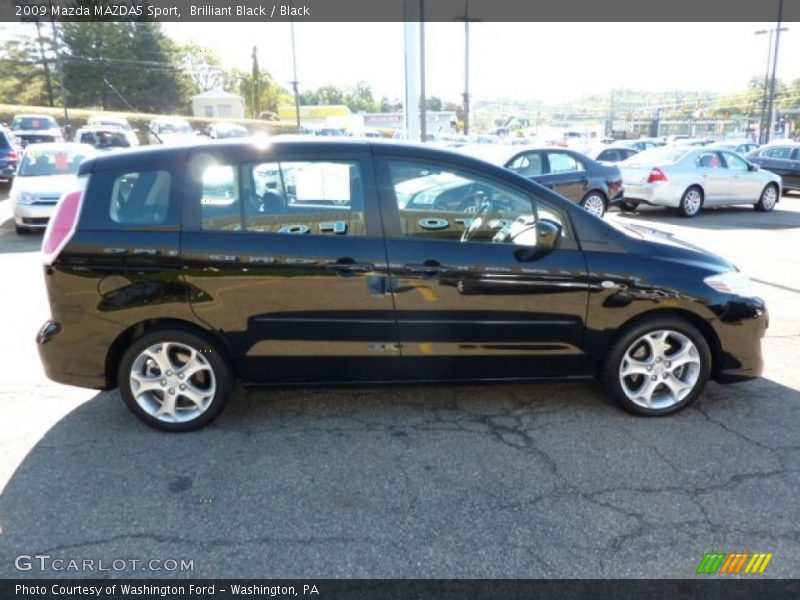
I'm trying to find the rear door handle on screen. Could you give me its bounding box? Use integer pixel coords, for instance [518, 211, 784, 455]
[405, 261, 444, 277]
[325, 259, 373, 275]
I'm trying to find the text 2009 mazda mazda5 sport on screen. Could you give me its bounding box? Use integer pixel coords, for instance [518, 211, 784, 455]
[36, 140, 767, 431]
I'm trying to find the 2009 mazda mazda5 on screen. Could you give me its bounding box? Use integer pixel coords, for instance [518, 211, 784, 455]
[36, 139, 767, 431]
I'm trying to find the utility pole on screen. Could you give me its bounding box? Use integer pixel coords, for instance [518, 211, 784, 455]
[456, 2, 479, 137]
[419, 0, 426, 142]
[607, 88, 615, 137]
[755, 28, 774, 144]
[765, 0, 785, 144]
[251, 45, 261, 118]
[289, 19, 301, 129]
[34, 21, 54, 107]
[48, 8, 69, 128]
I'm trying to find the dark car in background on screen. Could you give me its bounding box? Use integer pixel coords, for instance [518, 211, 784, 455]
[0, 126, 21, 185]
[10, 114, 65, 147]
[461, 145, 624, 217]
[74, 126, 132, 150]
[206, 123, 250, 139]
[745, 144, 800, 192]
[587, 145, 640, 163]
[36, 140, 766, 431]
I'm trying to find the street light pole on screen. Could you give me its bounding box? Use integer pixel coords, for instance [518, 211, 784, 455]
[419, 0, 426, 142]
[765, 0, 785, 144]
[456, 2, 478, 137]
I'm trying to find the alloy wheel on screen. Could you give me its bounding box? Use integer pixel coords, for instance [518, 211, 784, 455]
[129, 341, 216, 423]
[760, 186, 777, 210]
[618, 329, 702, 410]
[583, 194, 606, 217]
[683, 189, 702, 215]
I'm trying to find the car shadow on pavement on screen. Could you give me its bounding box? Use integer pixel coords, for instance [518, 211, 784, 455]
[1, 377, 799, 577]
[614, 202, 800, 230]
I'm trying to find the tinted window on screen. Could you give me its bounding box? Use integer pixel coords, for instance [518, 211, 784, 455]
[200, 160, 366, 237]
[696, 152, 722, 169]
[597, 149, 622, 162]
[388, 160, 571, 245]
[12, 116, 58, 130]
[762, 146, 793, 159]
[547, 152, 584, 174]
[110, 171, 172, 225]
[507, 152, 544, 176]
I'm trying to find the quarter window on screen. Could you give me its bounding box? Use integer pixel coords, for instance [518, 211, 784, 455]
[109, 170, 172, 225]
[388, 160, 570, 245]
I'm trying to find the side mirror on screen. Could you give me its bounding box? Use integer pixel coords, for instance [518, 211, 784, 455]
[514, 218, 562, 261]
[749, 162, 760, 171]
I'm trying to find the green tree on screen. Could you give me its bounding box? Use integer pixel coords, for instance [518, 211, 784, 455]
[345, 81, 378, 113]
[425, 96, 443, 111]
[230, 68, 291, 118]
[0, 36, 51, 106]
[60, 21, 193, 114]
[180, 42, 225, 93]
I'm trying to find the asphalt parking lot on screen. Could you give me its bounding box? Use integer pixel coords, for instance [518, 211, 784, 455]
[0, 188, 799, 579]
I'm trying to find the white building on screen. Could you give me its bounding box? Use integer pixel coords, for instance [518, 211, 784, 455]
[191, 90, 246, 119]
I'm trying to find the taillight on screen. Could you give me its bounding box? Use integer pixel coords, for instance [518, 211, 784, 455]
[647, 168, 668, 183]
[7, 150, 18, 163]
[42, 176, 87, 266]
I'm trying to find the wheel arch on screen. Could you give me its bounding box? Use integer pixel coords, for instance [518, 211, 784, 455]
[598, 308, 722, 380]
[104, 318, 236, 389]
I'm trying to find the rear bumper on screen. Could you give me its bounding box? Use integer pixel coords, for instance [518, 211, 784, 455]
[622, 182, 681, 207]
[37, 319, 109, 390]
[711, 297, 768, 383]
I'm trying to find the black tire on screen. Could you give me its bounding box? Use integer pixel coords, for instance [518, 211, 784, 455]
[117, 327, 232, 432]
[678, 186, 703, 218]
[619, 200, 639, 213]
[755, 183, 778, 212]
[602, 315, 712, 417]
[15, 224, 30, 235]
[579, 191, 607, 217]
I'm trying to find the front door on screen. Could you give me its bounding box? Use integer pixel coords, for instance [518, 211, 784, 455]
[694, 150, 729, 204]
[543, 150, 589, 203]
[181, 145, 399, 384]
[376, 153, 591, 381]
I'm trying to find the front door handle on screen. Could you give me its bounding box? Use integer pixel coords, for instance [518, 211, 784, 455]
[326, 258, 373, 275]
[405, 260, 444, 278]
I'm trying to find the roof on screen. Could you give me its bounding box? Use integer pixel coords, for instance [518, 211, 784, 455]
[191, 89, 243, 100]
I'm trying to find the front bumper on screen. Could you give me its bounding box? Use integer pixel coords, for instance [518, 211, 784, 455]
[712, 296, 768, 383]
[14, 202, 56, 228]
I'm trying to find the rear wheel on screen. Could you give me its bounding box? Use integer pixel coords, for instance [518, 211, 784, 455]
[603, 316, 711, 416]
[619, 200, 639, 213]
[755, 183, 778, 212]
[118, 328, 232, 432]
[580, 191, 607, 217]
[678, 186, 703, 218]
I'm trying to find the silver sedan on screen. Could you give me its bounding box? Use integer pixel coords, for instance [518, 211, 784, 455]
[619, 147, 782, 217]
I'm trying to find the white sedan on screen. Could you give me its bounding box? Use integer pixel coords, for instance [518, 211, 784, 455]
[619, 146, 782, 217]
[10, 143, 96, 234]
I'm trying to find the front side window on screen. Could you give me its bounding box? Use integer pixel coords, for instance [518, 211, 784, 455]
[722, 152, 748, 172]
[200, 160, 365, 236]
[388, 160, 570, 245]
[696, 152, 722, 169]
[547, 152, 584, 174]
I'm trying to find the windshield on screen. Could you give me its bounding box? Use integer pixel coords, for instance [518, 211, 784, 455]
[18, 147, 91, 177]
[157, 121, 192, 134]
[623, 147, 688, 166]
[79, 130, 129, 148]
[12, 116, 58, 131]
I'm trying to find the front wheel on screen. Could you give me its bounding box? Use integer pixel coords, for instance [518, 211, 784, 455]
[755, 183, 778, 212]
[678, 186, 703, 218]
[619, 200, 639, 213]
[118, 328, 232, 432]
[602, 316, 711, 416]
[580, 192, 607, 217]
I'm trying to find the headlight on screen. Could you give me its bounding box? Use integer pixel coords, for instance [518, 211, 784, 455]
[16, 192, 37, 205]
[703, 271, 758, 297]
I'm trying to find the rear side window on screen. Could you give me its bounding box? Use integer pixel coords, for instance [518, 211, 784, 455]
[199, 160, 366, 236]
[81, 167, 178, 230]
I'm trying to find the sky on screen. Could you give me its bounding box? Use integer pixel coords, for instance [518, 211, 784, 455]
[162, 22, 800, 105]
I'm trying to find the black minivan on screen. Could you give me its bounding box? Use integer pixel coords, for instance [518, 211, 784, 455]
[37, 140, 767, 431]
